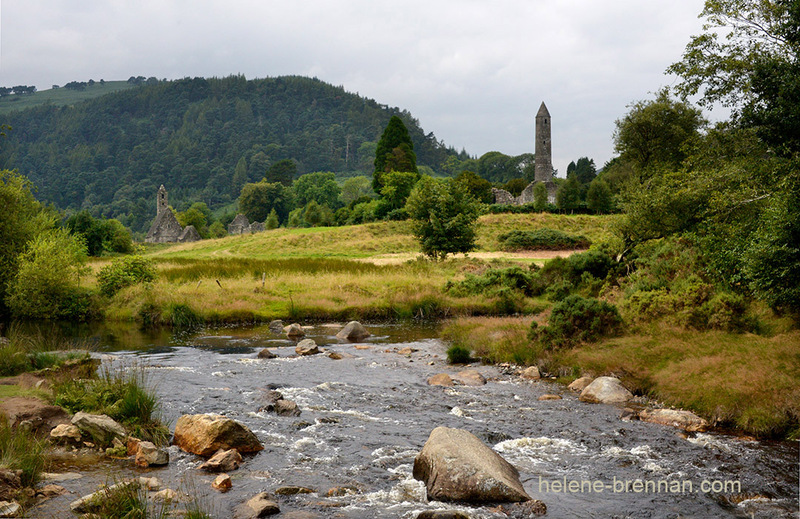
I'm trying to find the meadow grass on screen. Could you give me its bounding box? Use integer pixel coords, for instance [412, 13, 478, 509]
[52, 366, 170, 446]
[441, 316, 800, 438]
[0, 323, 91, 376]
[0, 419, 48, 487]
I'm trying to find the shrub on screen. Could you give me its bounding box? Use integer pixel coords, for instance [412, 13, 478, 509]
[498, 228, 591, 251]
[5, 228, 90, 319]
[97, 255, 157, 297]
[567, 250, 615, 280]
[447, 344, 472, 364]
[534, 295, 623, 349]
[446, 266, 535, 297]
[166, 303, 201, 330]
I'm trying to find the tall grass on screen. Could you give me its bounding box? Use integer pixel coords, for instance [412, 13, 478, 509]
[442, 317, 544, 365]
[0, 323, 91, 376]
[52, 366, 169, 446]
[0, 419, 47, 487]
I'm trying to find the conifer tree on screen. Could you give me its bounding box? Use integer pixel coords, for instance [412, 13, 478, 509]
[373, 116, 417, 193]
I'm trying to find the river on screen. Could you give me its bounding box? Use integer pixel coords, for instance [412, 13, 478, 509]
[30, 321, 799, 518]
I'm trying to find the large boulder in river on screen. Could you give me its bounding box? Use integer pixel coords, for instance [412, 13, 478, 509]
[235, 492, 280, 518]
[413, 426, 531, 503]
[336, 321, 370, 341]
[568, 376, 593, 392]
[71, 412, 127, 445]
[579, 376, 633, 404]
[284, 323, 305, 338]
[452, 369, 486, 386]
[638, 408, 709, 432]
[172, 414, 263, 457]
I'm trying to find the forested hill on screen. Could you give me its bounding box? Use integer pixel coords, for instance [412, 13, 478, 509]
[0, 75, 466, 232]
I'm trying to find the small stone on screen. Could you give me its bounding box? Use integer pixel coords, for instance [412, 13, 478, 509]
[257, 349, 277, 359]
[37, 484, 67, 498]
[639, 408, 709, 432]
[212, 474, 232, 492]
[336, 321, 370, 341]
[134, 441, 169, 467]
[295, 339, 320, 356]
[127, 437, 142, 456]
[416, 511, 471, 519]
[620, 408, 639, 421]
[568, 376, 593, 392]
[521, 366, 541, 380]
[138, 477, 161, 490]
[274, 486, 315, 495]
[398, 347, 418, 355]
[284, 323, 305, 338]
[200, 449, 242, 472]
[325, 486, 358, 497]
[0, 501, 20, 517]
[238, 492, 280, 517]
[152, 488, 179, 502]
[354, 345, 371, 350]
[49, 424, 82, 445]
[453, 369, 486, 386]
[268, 320, 284, 333]
[498, 499, 548, 517]
[328, 352, 343, 360]
[538, 394, 562, 401]
[427, 373, 454, 387]
[274, 399, 301, 417]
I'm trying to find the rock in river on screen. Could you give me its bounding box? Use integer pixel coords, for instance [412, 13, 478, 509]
[413, 426, 532, 503]
[336, 321, 370, 341]
[200, 448, 242, 472]
[295, 339, 320, 356]
[578, 376, 633, 404]
[71, 412, 127, 446]
[173, 414, 263, 457]
[639, 408, 709, 432]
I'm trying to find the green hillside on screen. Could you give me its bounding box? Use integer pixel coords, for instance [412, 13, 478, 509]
[0, 75, 467, 232]
[0, 81, 136, 114]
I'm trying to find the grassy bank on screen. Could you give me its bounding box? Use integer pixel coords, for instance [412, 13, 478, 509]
[442, 316, 800, 439]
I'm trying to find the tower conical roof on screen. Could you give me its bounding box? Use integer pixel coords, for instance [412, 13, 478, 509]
[536, 102, 550, 117]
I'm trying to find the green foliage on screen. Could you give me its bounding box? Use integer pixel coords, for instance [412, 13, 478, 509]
[446, 266, 536, 297]
[586, 178, 614, 214]
[97, 255, 157, 297]
[238, 181, 293, 223]
[208, 220, 227, 238]
[165, 303, 201, 330]
[64, 210, 134, 255]
[613, 89, 706, 177]
[6, 228, 90, 319]
[502, 178, 528, 197]
[0, 325, 90, 376]
[0, 419, 47, 487]
[340, 176, 373, 205]
[477, 151, 534, 183]
[292, 171, 341, 209]
[265, 208, 280, 229]
[497, 228, 590, 251]
[373, 116, 418, 193]
[446, 344, 472, 364]
[533, 295, 623, 349]
[555, 176, 583, 212]
[379, 171, 419, 212]
[533, 182, 548, 211]
[453, 170, 493, 204]
[0, 169, 53, 317]
[266, 158, 297, 185]
[177, 202, 212, 239]
[405, 176, 483, 260]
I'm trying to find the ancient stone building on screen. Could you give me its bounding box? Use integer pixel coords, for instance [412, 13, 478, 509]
[228, 214, 251, 235]
[145, 185, 201, 243]
[492, 102, 559, 206]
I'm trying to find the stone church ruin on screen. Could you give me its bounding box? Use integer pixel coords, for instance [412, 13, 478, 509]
[492, 102, 559, 205]
[145, 185, 201, 243]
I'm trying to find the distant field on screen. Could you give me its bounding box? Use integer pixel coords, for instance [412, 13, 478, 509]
[146, 213, 619, 261]
[0, 81, 136, 114]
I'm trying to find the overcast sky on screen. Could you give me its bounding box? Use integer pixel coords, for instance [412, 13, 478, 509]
[1, 0, 712, 175]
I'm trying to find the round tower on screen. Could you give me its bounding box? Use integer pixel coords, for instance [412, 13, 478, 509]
[534, 102, 553, 182]
[157, 185, 168, 216]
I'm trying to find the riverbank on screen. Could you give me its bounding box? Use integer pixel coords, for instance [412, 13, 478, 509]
[442, 316, 800, 439]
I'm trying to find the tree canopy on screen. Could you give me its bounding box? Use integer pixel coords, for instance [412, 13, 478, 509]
[373, 115, 418, 193]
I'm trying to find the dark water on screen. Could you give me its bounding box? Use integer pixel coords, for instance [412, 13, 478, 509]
[29, 322, 799, 518]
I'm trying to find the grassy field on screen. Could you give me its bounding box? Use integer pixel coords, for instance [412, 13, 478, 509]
[96, 213, 611, 322]
[0, 81, 136, 114]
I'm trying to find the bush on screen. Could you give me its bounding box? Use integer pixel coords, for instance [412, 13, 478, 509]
[498, 228, 591, 251]
[6, 228, 90, 319]
[447, 344, 472, 364]
[97, 255, 157, 297]
[446, 266, 535, 297]
[166, 303, 201, 330]
[534, 295, 623, 349]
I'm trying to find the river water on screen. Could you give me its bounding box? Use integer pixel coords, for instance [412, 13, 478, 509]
[32, 322, 798, 518]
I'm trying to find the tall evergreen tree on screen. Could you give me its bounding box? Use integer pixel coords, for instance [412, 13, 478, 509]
[373, 116, 417, 193]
